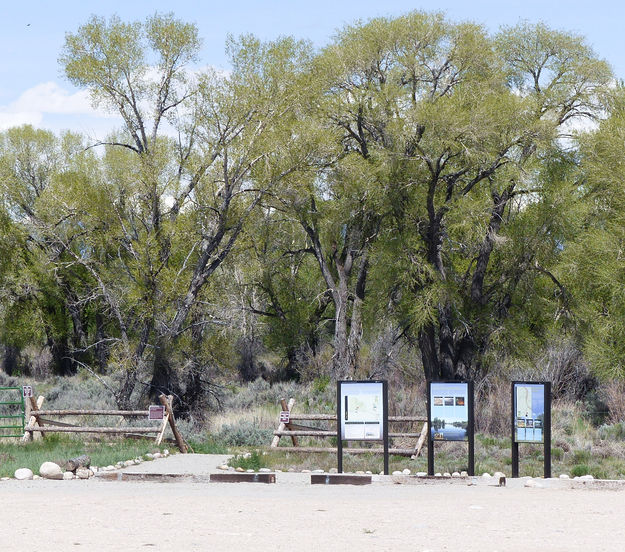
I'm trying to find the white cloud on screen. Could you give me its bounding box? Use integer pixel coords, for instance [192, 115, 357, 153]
[0, 81, 119, 132]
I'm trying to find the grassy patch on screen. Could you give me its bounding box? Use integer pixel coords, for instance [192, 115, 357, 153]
[0, 435, 168, 478]
[228, 451, 266, 471]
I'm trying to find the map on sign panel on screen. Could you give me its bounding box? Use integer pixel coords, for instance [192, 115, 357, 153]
[516, 386, 533, 418]
[345, 394, 380, 422]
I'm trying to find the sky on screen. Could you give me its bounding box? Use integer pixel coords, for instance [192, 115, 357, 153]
[1, 0, 623, 138]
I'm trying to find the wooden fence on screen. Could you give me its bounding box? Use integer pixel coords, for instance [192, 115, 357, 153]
[22, 393, 188, 453]
[271, 398, 428, 458]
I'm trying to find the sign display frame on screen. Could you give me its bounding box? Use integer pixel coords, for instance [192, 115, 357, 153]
[336, 380, 389, 475]
[511, 381, 551, 478]
[148, 405, 165, 421]
[427, 381, 474, 476]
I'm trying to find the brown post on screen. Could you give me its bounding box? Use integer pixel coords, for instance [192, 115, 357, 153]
[159, 394, 188, 453]
[271, 398, 296, 447]
[22, 395, 45, 442]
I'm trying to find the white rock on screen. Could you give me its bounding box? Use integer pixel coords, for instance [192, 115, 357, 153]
[482, 472, 492, 478]
[1, 477, 10, 481]
[301, 469, 311, 473]
[312, 469, 324, 473]
[559, 474, 570, 479]
[434, 472, 442, 477]
[133, 459, 142, 465]
[379, 471, 384, 475]
[392, 471, 403, 476]
[275, 469, 282, 473]
[329, 468, 338, 474]
[580, 474, 595, 480]
[235, 467, 245, 473]
[123, 460, 134, 467]
[33, 475, 42, 480]
[14, 468, 33, 480]
[243, 452, 251, 459]
[452, 471, 461, 478]
[104, 465, 116, 472]
[91, 466, 98, 472]
[152, 453, 162, 459]
[163, 449, 170, 457]
[416, 472, 427, 477]
[443, 472, 451, 477]
[287, 468, 296, 473]
[402, 469, 411, 475]
[365, 471, 372, 475]
[246, 469, 255, 473]
[39, 462, 63, 480]
[355, 470, 365, 475]
[76, 467, 91, 480]
[461, 471, 468, 477]
[493, 471, 505, 479]
[525, 479, 543, 488]
[218, 464, 229, 471]
[260, 468, 272, 473]
[145, 453, 154, 460]
[63, 471, 74, 480]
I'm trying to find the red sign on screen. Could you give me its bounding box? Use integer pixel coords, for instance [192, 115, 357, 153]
[148, 405, 165, 420]
[279, 411, 290, 424]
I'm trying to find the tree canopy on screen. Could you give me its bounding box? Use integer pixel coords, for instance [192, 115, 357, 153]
[0, 11, 622, 411]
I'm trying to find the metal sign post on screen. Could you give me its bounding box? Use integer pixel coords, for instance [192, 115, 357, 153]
[337, 380, 389, 475]
[511, 381, 551, 478]
[427, 381, 474, 476]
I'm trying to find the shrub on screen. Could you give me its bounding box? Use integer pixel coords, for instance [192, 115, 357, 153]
[571, 464, 590, 477]
[214, 420, 273, 447]
[228, 451, 266, 471]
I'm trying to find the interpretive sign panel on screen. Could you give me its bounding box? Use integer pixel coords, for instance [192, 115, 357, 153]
[337, 380, 389, 475]
[513, 383, 545, 443]
[511, 381, 551, 478]
[339, 381, 385, 440]
[429, 382, 469, 441]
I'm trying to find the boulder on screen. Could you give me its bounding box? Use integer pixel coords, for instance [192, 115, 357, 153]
[14, 468, 34, 480]
[39, 462, 63, 480]
[63, 472, 74, 480]
[402, 469, 411, 475]
[76, 467, 91, 480]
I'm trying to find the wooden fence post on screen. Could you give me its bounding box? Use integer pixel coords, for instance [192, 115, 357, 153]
[158, 394, 188, 453]
[271, 398, 296, 448]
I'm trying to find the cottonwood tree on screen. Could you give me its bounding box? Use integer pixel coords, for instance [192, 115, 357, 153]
[563, 88, 625, 379]
[50, 14, 315, 409]
[302, 13, 612, 381]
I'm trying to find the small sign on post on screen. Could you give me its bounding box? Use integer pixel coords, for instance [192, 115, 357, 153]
[22, 385, 33, 398]
[279, 411, 290, 424]
[148, 405, 165, 420]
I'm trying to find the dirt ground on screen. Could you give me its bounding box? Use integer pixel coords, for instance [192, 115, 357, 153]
[1, 475, 625, 552]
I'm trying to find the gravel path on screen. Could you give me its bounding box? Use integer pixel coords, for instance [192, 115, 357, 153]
[2, 455, 624, 551]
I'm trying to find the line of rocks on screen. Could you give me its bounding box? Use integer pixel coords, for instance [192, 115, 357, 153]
[5, 449, 170, 482]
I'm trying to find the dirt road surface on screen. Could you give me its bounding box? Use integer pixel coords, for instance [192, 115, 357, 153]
[1, 457, 624, 551]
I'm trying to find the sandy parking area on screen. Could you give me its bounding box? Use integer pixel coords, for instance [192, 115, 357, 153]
[2, 472, 625, 552]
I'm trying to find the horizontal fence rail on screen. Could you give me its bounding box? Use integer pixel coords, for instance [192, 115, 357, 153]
[271, 398, 428, 458]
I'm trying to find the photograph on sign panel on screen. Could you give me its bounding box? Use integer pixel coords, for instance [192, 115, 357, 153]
[430, 382, 469, 441]
[514, 383, 545, 443]
[340, 382, 384, 441]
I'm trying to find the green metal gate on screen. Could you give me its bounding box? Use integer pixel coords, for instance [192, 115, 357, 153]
[0, 387, 25, 438]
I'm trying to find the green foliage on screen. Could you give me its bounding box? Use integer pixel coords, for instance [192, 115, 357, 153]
[214, 421, 273, 447]
[227, 450, 266, 471]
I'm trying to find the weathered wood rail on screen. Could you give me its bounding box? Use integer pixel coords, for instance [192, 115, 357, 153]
[271, 399, 428, 458]
[22, 394, 188, 453]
